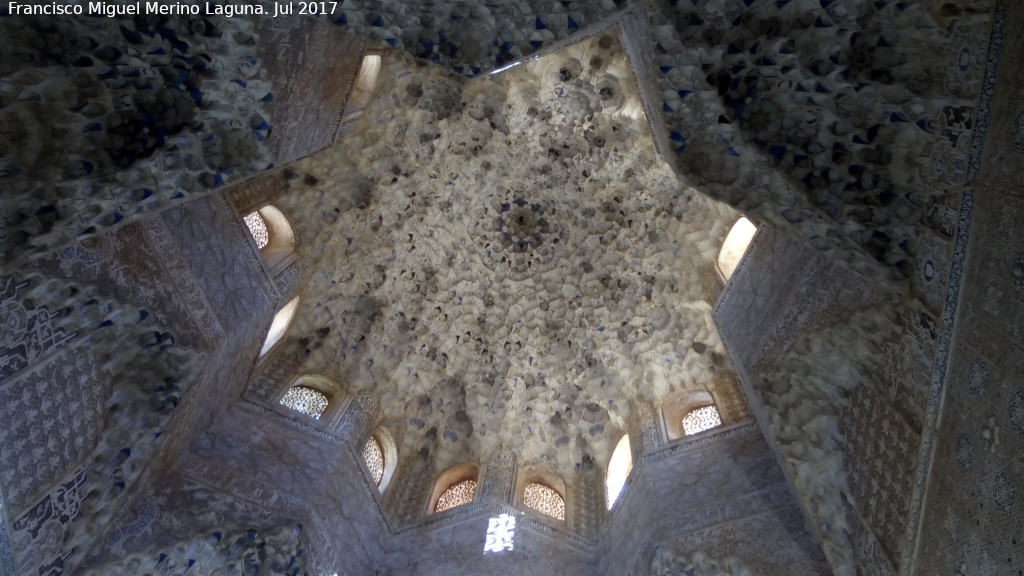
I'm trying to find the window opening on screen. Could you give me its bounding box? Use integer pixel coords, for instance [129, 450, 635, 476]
[717, 216, 758, 281]
[523, 483, 565, 520]
[363, 436, 384, 486]
[279, 385, 329, 419]
[244, 211, 269, 249]
[343, 54, 382, 120]
[606, 434, 632, 509]
[260, 297, 299, 357]
[682, 405, 722, 436]
[243, 205, 295, 272]
[483, 513, 516, 553]
[435, 479, 476, 513]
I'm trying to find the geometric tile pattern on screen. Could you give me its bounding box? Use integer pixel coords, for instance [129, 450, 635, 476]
[0, 348, 107, 512]
[0, 278, 76, 381]
[841, 379, 915, 568]
[162, 195, 272, 330]
[26, 222, 217, 349]
[915, 6, 1024, 573]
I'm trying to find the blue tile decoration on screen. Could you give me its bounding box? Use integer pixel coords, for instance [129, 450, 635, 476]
[901, 6, 1008, 570]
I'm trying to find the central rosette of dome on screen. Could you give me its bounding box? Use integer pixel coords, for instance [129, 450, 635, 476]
[467, 192, 564, 282]
[498, 199, 550, 253]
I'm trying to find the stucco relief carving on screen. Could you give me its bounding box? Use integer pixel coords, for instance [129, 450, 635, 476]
[0, 277, 77, 381]
[0, 0, 1014, 573]
[162, 195, 273, 329]
[916, 10, 1024, 573]
[0, 348, 107, 512]
[479, 450, 517, 504]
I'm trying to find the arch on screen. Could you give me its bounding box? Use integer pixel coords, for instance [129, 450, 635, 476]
[363, 428, 398, 493]
[662, 390, 718, 441]
[279, 385, 329, 420]
[523, 483, 566, 521]
[276, 374, 345, 421]
[519, 467, 567, 522]
[342, 54, 382, 121]
[259, 296, 299, 357]
[606, 434, 632, 509]
[429, 462, 479, 514]
[717, 216, 758, 282]
[244, 205, 295, 271]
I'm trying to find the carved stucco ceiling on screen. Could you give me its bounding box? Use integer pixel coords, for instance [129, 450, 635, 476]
[279, 31, 742, 475]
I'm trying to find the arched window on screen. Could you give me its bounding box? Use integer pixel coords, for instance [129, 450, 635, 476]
[523, 483, 565, 521]
[662, 390, 722, 441]
[277, 374, 342, 421]
[606, 434, 632, 509]
[342, 54, 382, 121]
[429, 463, 479, 513]
[244, 205, 295, 272]
[279, 385, 329, 419]
[717, 216, 758, 282]
[244, 211, 269, 249]
[682, 405, 722, 436]
[361, 429, 398, 493]
[435, 479, 477, 513]
[363, 437, 384, 485]
[260, 297, 299, 357]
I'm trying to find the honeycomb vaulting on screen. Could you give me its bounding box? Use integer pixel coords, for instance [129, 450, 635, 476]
[275, 34, 744, 476]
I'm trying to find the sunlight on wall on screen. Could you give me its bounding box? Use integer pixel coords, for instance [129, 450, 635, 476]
[484, 514, 516, 553]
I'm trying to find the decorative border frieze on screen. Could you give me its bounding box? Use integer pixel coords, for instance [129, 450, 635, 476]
[327, 35, 370, 145]
[713, 225, 769, 315]
[237, 399, 347, 444]
[143, 215, 226, 345]
[619, 3, 677, 174]
[210, 191, 279, 304]
[391, 500, 595, 553]
[393, 501, 488, 536]
[517, 513, 593, 553]
[642, 420, 759, 464]
[901, 7, 1007, 572]
[225, 169, 290, 214]
[656, 483, 794, 535]
[176, 456, 306, 514]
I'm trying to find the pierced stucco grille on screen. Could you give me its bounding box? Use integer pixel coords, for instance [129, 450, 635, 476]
[362, 437, 384, 485]
[435, 479, 476, 512]
[682, 405, 722, 435]
[279, 386, 328, 419]
[244, 211, 269, 249]
[523, 483, 565, 520]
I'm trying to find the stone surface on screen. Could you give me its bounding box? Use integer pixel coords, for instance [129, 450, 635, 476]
[600, 422, 829, 576]
[0, 13, 272, 262]
[254, 15, 366, 165]
[716, 225, 929, 575]
[915, 5, 1024, 574]
[267, 30, 746, 490]
[0, 3, 1020, 576]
